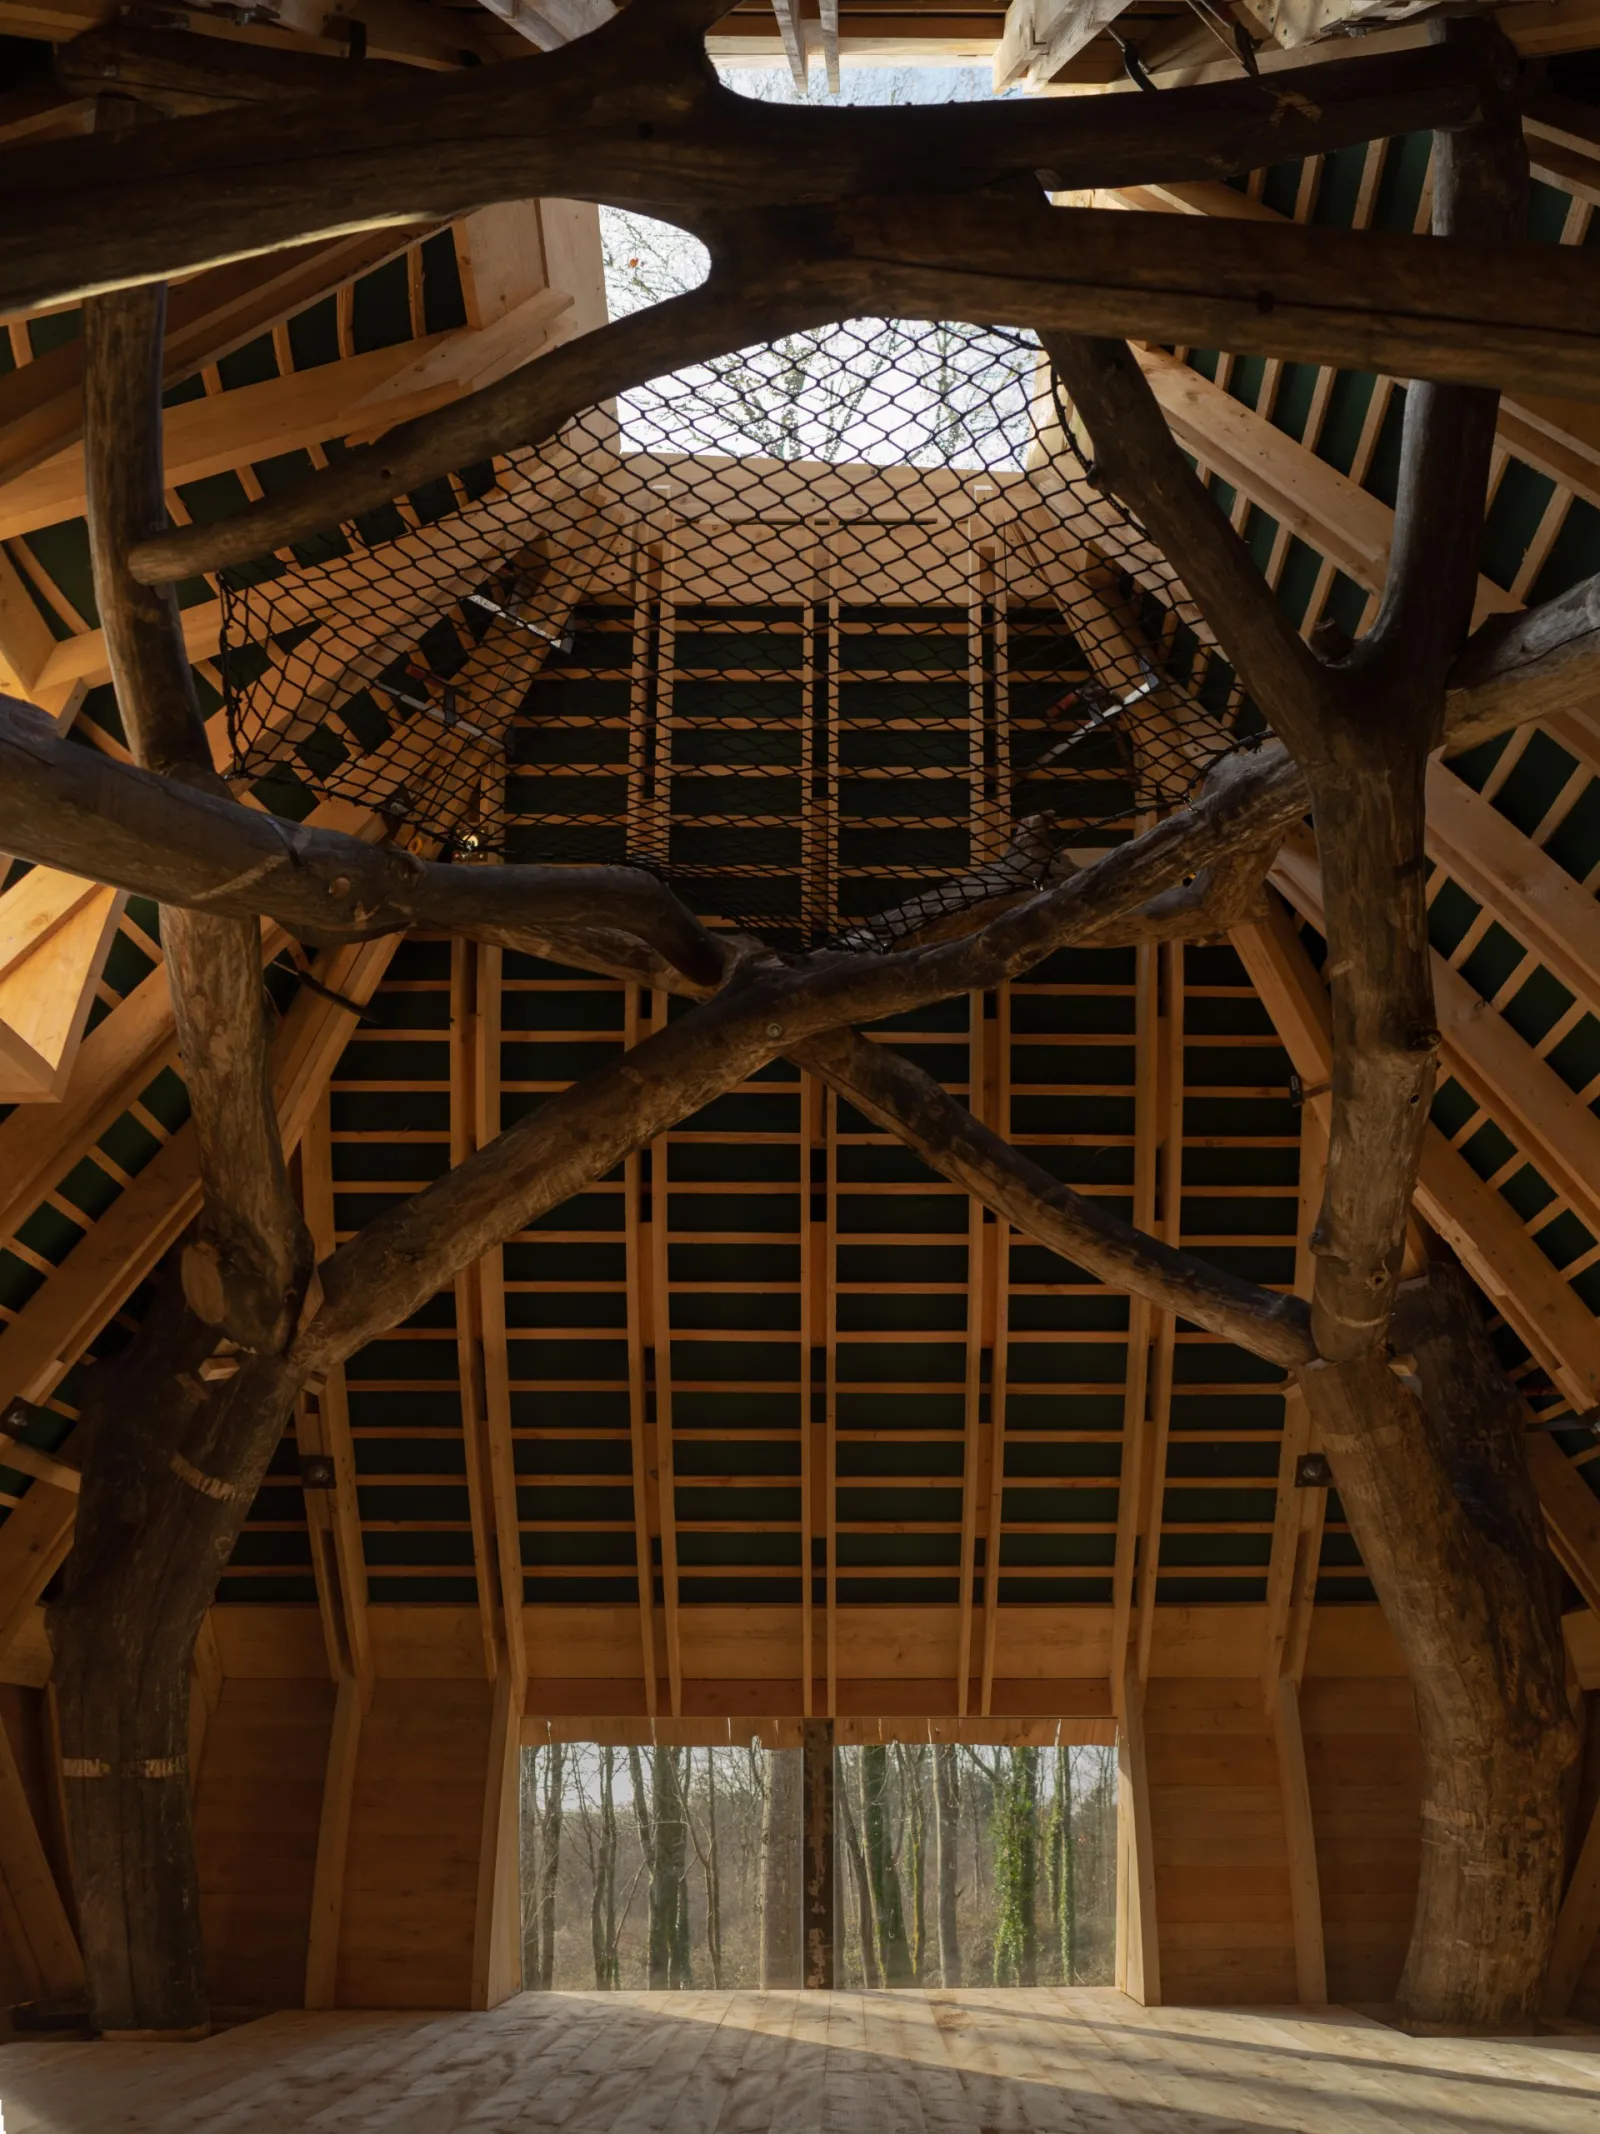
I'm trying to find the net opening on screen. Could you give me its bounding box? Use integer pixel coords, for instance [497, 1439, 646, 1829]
[222, 319, 1252, 953]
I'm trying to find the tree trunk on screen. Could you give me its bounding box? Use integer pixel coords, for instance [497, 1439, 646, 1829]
[1300, 1260, 1578, 2030]
[933, 1745, 962, 1988]
[760, 1746, 802, 1987]
[837, 1768, 881, 1989]
[1051, 1747, 1077, 1986]
[533, 1744, 564, 1993]
[901, 1746, 926, 1985]
[860, 1744, 913, 1987]
[992, 1748, 1039, 1987]
[46, 1257, 299, 2035]
[591, 1748, 619, 1989]
[701, 1751, 722, 1989]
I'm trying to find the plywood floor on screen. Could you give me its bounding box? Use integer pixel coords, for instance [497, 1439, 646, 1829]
[2, 1989, 1598, 2133]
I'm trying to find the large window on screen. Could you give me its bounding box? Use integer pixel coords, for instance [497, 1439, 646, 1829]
[519, 1739, 1116, 1990]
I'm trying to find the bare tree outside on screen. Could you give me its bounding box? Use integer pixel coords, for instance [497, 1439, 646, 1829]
[519, 1740, 1114, 1991]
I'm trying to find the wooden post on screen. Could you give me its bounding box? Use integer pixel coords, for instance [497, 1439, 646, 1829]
[802, 1716, 834, 1990]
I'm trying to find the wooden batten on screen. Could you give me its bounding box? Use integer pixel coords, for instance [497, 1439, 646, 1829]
[0, 868, 126, 1102]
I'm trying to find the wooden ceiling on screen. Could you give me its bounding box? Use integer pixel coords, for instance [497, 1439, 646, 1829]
[0, 7, 1599, 1747]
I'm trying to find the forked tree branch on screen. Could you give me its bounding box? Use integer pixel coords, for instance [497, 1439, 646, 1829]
[0, 698, 725, 989]
[83, 274, 311, 1354]
[3, 31, 1493, 314]
[128, 193, 1600, 584]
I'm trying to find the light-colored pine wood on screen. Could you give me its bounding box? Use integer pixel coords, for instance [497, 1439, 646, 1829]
[0, 868, 125, 1101]
[1272, 1675, 1329, 2007]
[304, 1672, 363, 2011]
[7, 1988, 1597, 2131]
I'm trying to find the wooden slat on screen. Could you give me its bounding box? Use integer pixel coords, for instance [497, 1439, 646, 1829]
[304, 1671, 363, 2010]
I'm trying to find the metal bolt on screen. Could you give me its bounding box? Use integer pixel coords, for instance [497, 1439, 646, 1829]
[766, 1022, 782, 1039]
[328, 875, 351, 897]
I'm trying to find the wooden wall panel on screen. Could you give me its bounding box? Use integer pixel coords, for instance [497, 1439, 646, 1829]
[193, 1677, 334, 2013]
[1145, 1677, 1297, 2005]
[335, 1677, 493, 2009]
[1300, 1675, 1423, 2005]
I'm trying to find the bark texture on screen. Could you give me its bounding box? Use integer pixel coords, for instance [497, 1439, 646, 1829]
[128, 192, 1600, 582]
[9, 25, 1491, 313]
[1300, 1266, 1578, 2029]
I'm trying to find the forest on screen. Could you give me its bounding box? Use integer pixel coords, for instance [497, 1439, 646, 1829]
[518, 1742, 1118, 1993]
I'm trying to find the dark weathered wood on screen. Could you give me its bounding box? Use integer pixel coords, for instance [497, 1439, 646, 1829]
[55, 254, 318, 2036]
[81, 280, 217, 785]
[1445, 570, 1600, 755]
[795, 1028, 1313, 1368]
[1302, 1262, 1578, 2031]
[46, 1269, 225, 2038]
[2, 32, 1491, 315]
[802, 1718, 835, 1991]
[0, 698, 725, 989]
[47, 1275, 302, 2036]
[1301, 22, 1526, 1367]
[129, 193, 1600, 582]
[56, 25, 429, 115]
[83, 275, 311, 1356]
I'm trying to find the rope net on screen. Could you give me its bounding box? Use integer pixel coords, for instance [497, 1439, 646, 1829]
[222, 320, 1247, 951]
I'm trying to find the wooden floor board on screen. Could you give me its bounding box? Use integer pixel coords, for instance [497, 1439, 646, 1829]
[2, 1991, 1597, 2133]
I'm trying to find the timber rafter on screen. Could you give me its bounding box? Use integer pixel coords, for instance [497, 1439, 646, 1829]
[5, 0, 1599, 2042]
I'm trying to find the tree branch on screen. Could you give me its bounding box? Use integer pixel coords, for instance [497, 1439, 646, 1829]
[1040, 331, 1331, 765]
[794, 1026, 1313, 1368]
[2, 35, 1491, 315]
[1362, 21, 1529, 690]
[84, 274, 310, 1354]
[1303, 25, 1528, 1363]
[0, 696, 725, 989]
[127, 195, 1600, 583]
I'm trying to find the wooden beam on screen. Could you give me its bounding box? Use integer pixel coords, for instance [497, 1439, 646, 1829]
[0, 1704, 82, 2000]
[300, 1091, 374, 1693]
[0, 292, 573, 543]
[1115, 1655, 1160, 2005]
[994, 0, 1135, 91]
[0, 39, 1494, 318]
[1113, 181, 1600, 545]
[802, 1714, 834, 1988]
[0, 541, 61, 708]
[471, 1670, 523, 2008]
[0, 869, 126, 1102]
[1272, 1675, 1328, 2006]
[1109, 942, 1158, 1711]
[1425, 760, 1600, 1025]
[1544, 1785, 1600, 2017]
[303, 1670, 362, 2010]
[0, 226, 431, 494]
[623, 987, 659, 1719]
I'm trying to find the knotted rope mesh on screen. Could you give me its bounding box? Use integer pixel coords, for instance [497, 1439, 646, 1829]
[222, 320, 1247, 950]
